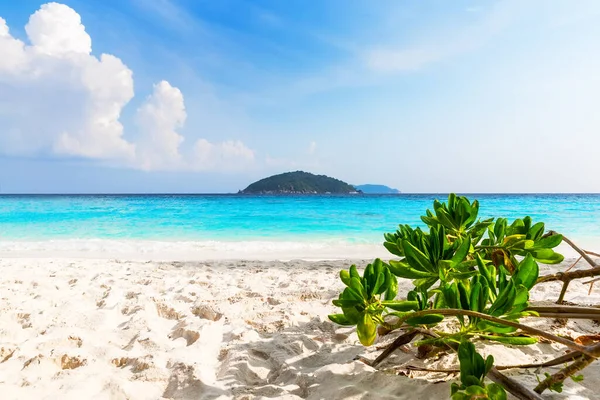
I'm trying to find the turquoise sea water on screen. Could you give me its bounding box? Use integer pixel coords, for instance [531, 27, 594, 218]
[0, 194, 598, 246]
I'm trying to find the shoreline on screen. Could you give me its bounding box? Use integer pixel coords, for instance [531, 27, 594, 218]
[0, 239, 594, 261]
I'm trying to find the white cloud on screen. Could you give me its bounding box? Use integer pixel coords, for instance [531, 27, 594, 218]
[364, 0, 522, 73]
[0, 2, 134, 161]
[308, 141, 317, 155]
[192, 139, 255, 171]
[26, 3, 91, 56]
[0, 2, 255, 172]
[135, 81, 186, 170]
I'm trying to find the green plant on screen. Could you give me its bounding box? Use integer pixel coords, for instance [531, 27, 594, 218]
[328, 194, 580, 398]
[450, 341, 506, 400]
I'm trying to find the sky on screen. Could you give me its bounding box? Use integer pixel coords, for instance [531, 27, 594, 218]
[0, 0, 599, 193]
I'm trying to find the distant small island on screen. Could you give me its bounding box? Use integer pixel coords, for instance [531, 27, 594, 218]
[354, 184, 401, 194]
[240, 171, 359, 194]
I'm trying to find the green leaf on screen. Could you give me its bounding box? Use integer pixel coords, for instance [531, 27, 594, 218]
[487, 383, 507, 400]
[488, 281, 516, 317]
[332, 299, 362, 307]
[470, 281, 482, 313]
[458, 340, 476, 383]
[476, 321, 517, 334]
[357, 313, 377, 346]
[349, 277, 367, 299]
[341, 306, 361, 324]
[476, 254, 493, 286]
[513, 286, 529, 306]
[479, 334, 538, 345]
[388, 260, 435, 279]
[381, 300, 419, 312]
[493, 219, 507, 243]
[484, 355, 494, 376]
[457, 282, 470, 311]
[363, 263, 375, 298]
[529, 248, 564, 264]
[349, 265, 360, 280]
[339, 270, 351, 286]
[529, 222, 545, 240]
[413, 276, 439, 290]
[532, 233, 562, 249]
[328, 314, 355, 326]
[383, 241, 403, 257]
[342, 286, 363, 301]
[406, 314, 444, 326]
[378, 265, 390, 295]
[448, 270, 478, 280]
[513, 254, 538, 290]
[385, 273, 398, 300]
[372, 259, 386, 295]
[451, 237, 471, 268]
[402, 240, 436, 274]
[508, 219, 525, 235]
[571, 374, 584, 383]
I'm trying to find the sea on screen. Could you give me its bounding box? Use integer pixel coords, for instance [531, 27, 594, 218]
[0, 194, 598, 259]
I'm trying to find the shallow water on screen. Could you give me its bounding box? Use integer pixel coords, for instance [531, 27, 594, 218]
[0, 194, 598, 250]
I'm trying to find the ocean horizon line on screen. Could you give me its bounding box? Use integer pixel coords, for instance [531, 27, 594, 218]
[1, 192, 600, 196]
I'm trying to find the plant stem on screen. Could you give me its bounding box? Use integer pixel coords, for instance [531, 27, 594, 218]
[401, 351, 584, 373]
[370, 329, 419, 368]
[416, 328, 543, 400]
[533, 354, 595, 394]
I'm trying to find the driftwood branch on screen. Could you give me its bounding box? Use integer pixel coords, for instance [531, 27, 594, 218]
[402, 351, 584, 373]
[527, 305, 600, 320]
[536, 232, 600, 303]
[370, 329, 419, 367]
[534, 354, 595, 394]
[488, 368, 543, 400]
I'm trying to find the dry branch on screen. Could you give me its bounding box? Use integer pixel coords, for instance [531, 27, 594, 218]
[537, 232, 600, 303]
[402, 351, 584, 373]
[533, 354, 595, 394]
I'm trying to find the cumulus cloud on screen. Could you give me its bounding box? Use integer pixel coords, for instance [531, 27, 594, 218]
[135, 81, 186, 170]
[192, 139, 255, 171]
[0, 3, 135, 161]
[0, 2, 255, 171]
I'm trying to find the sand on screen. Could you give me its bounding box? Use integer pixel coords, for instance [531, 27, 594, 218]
[1, 251, 600, 399]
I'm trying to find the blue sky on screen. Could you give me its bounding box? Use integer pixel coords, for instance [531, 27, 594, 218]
[0, 0, 599, 193]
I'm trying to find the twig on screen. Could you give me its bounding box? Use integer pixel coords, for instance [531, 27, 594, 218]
[557, 281, 570, 304]
[565, 255, 583, 273]
[534, 354, 595, 394]
[527, 305, 600, 319]
[370, 329, 419, 367]
[537, 234, 600, 303]
[585, 250, 600, 258]
[488, 368, 543, 400]
[402, 351, 584, 373]
[554, 233, 599, 268]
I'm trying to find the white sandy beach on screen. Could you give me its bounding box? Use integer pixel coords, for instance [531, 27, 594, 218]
[1, 249, 600, 399]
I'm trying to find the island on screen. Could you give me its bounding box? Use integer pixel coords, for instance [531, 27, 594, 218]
[239, 171, 360, 194]
[354, 184, 401, 194]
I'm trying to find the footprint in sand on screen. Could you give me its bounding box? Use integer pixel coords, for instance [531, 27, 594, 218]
[168, 322, 200, 346]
